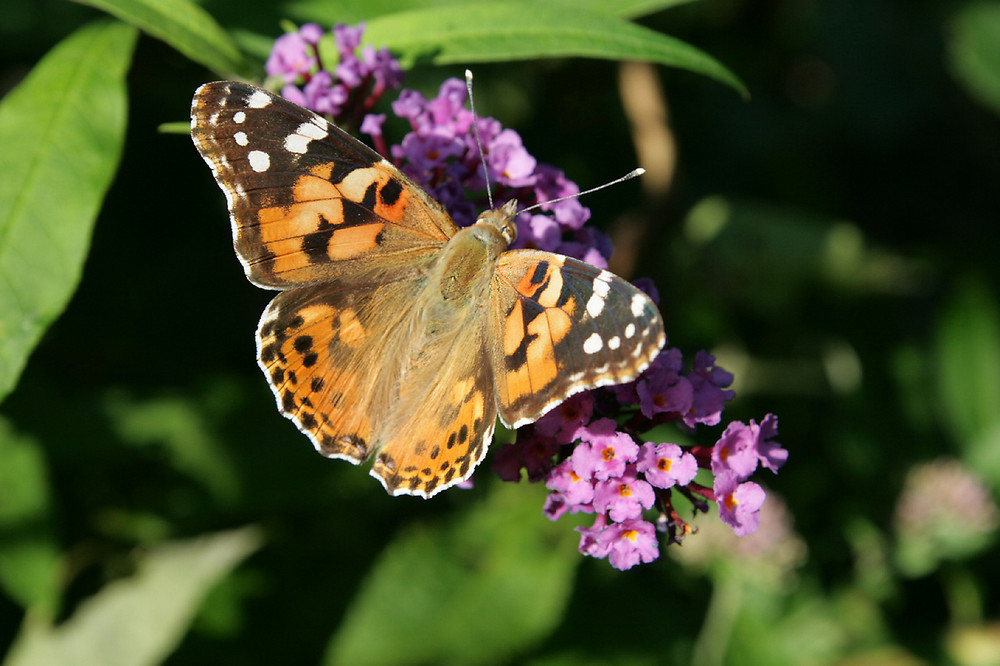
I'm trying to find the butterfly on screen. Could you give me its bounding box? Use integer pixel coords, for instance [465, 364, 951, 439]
[190, 81, 664, 498]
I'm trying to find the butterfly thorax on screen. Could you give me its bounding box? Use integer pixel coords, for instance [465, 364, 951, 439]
[433, 201, 518, 303]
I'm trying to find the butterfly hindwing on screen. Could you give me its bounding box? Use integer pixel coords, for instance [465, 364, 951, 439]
[491, 250, 665, 428]
[191, 81, 456, 289]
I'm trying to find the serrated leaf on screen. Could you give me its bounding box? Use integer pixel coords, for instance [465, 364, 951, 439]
[363, 3, 744, 95]
[325, 483, 579, 665]
[73, 0, 248, 78]
[948, 2, 1000, 116]
[0, 418, 59, 615]
[4, 527, 262, 666]
[0, 21, 136, 403]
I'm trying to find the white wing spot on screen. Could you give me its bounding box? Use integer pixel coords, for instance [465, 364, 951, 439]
[583, 333, 603, 355]
[247, 90, 271, 108]
[300, 120, 328, 139]
[234, 131, 248, 146]
[284, 134, 309, 154]
[233, 111, 246, 124]
[285, 121, 329, 154]
[248, 150, 270, 172]
[586, 271, 613, 318]
[625, 323, 636, 339]
[608, 336, 621, 350]
[631, 293, 646, 317]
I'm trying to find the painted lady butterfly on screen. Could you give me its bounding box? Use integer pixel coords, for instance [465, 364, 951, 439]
[190, 81, 664, 498]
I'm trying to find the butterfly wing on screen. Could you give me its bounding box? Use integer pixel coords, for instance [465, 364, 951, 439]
[491, 250, 665, 428]
[191, 81, 457, 288]
[258, 261, 497, 499]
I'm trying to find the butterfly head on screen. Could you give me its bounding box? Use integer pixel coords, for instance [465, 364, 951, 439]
[474, 200, 519, 247]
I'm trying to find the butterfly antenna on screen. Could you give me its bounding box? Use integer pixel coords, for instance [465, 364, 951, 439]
[520, 168, 646, 214]
[465, 69, 495, 210]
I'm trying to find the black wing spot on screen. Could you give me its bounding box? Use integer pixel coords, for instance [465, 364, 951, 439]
[302, 352, 319, 368]
[361, 181, 378, 209]
[310, 377, 325, 392]
[293, 335, 313, 352]
[282, 390, 296, 413]
[379, 178, 402, 207]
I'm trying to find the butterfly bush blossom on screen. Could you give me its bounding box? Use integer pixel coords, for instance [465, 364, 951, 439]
[265, 23, 788, 570]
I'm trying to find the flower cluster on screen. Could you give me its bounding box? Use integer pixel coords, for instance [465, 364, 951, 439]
[369, 79, 611, 264]
[496, 331, 786, 569]
[264, 24, 788, 571]
[265, 22, 403, 129]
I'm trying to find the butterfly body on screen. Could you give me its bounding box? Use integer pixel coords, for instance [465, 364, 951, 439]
[191, 81, 664, 498]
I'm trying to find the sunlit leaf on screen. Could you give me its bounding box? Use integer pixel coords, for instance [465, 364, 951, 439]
[73, 0, 248, 78]
[290, 0, 696, 23]
[325, 483, 579, 665]
[5, 527, 262, 666]
[0, 21, 136, 403]
[0, 419, 59, 616]
[936, 278, 1000, 481]
[948, 1, 1000, 116]
[362, 3, 744, 95]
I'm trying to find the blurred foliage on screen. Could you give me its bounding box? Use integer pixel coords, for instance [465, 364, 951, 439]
[2, 0, 1000, 664]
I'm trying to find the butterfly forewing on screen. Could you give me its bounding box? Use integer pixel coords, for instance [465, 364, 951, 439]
[191, 81, 456, 289]
[491, 250, 664, 428]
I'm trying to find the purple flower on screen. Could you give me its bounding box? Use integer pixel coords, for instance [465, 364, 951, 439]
[534, 392, 594, 443]
[398, 130, 465, 171]
[266, 31, 316, 83]
[711, 420, 762, 479]
[299, 23, 323, 45]
[683, 351, 735, 427]
[593, 465, 655, 522]
[711, 414, 786, 480]
[334, 22, 364, 56]
[266, 22, 404, 124]
[360, 112, 385, 142]
[632, 277, 660, 305]
[302, 71, 349, 116]
[571, 418, 639, 481]
[576, 514, 613, 559]
[364, 46, 404, 91]
[546, 458, 595, 507]
[514, 213, 561, 251]
[486, 128, 537, 187]
[715, 471, 766, 536]
[636, 348, 693, 419]
[605, 519, 660, 570]
[756, 414, 787, 473]
[636, 442, 698, 489]
[491, 431, 560, 483]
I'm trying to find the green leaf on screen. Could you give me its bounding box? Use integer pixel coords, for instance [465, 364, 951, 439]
[325, 483, 580, 665]
[0, 419, 59, 616]
[935, 278, 1000, 479]
[73, 0, 248, 78]
[0, 21, 136, 403]
[4, 527, 262, 666]
[103, 391, 240, 503]
[948, 2, 1000, 116]
[291, 0, 697, 23]
[362, 3, 744, 95]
